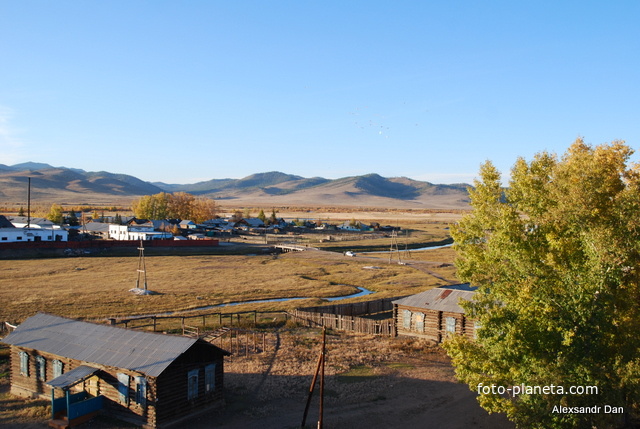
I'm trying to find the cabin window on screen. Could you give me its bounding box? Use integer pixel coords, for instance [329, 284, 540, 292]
[402, 310, 411, 330]
[117, 373, 130, 405]
[474, 321, 482, 339]
[415, 313, 425, 332]
[187, 369, 199, 400]
[205, 364, 216, 393]
[35, 356, 46, 381]
[53, 360, 64, 378]
[135, 376, 147, 407]
[16, 236, 22, 240]
[446, 316, 456, 333]
[1, 237, 6, 240]
[19, 351, 29, 376]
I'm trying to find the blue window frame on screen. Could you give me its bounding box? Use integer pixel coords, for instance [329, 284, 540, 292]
[117, 373, 130, 405]
[53, 360, 64, 378]
[19, 351, 29, 377]
[402, 310, 411, 330]
[136, 376, 147, 407]
[205, 364, 216, 393]
[35, 356, 46, 381]
[415, 313, 425, 332]
[446, 316, 456, 333]
[188, 369, 199, 400]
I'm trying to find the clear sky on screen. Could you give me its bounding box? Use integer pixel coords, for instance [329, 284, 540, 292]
[1, 1, 639, 185]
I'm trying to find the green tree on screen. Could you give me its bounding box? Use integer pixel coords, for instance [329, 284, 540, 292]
[17, 206, 25, 217]
[132, 192, 170, 220]
[47, 204, 64, 224]
[269, 208, 278, 225]
[67, 210, 79, 226]
[444, 139, 640, 428]
[257, 209, 267, 223]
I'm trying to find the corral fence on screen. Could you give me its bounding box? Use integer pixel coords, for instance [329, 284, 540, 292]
[205, 327, 277, 357]
[105, 310, 285, 357]
[290, 297, 405, 336]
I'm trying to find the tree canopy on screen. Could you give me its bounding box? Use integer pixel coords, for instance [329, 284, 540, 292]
[444, 139, 640, 428]
[46, 204, 64, 224]
[132, 192, 216, 224]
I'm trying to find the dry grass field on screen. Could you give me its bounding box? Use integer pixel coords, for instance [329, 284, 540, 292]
[0, 243, 458, 325]
[0, 213, 508, 429]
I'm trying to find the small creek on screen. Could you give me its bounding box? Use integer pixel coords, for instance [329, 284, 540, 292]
[360, 243, 453, 254]
[205, 286, 374, 309]
[146, 286, 375, 317]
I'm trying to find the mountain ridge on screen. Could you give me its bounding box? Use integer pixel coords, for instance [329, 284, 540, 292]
[0, 163, 471, 209]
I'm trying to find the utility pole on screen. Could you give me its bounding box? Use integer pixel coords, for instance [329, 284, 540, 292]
[27, 177, 31, 229]
[136, 239, 148, 290]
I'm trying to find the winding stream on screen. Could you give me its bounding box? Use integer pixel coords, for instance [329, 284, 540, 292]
[360, 242, 453, 254]
[145, 286, 375, 317]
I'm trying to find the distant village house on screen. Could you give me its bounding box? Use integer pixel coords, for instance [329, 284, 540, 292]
[0, 215, 68, 243]
[108, 218, 173, 241]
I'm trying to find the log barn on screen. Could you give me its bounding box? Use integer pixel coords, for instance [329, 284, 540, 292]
[1, 313, 230, 428]
[392, 284, 478, 342]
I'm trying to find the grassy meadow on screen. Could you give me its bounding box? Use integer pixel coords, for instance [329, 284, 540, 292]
[0, 245, 458, 324]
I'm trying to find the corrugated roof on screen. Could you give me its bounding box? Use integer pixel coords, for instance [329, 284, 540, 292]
[2, 313, 226, 377]
[47, 365, 100, 390]
[392, 284, 477, 314]
[0, 215, 15, 228]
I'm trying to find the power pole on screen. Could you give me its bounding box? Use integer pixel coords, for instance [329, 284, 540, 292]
[136, 239, 148, 290]
[389, 230, 402, 264]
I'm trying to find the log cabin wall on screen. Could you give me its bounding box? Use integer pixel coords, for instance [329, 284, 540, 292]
[154, 343, 225, 427]
[393, 306, 476, 343]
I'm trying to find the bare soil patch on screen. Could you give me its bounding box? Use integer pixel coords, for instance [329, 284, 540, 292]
[184, 329, 514, 428]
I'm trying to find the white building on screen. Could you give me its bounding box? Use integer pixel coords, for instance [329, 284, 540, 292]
[0, 216, 68, 242]
[108, 222, 172, 241]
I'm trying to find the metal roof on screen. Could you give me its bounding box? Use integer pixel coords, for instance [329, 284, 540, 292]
[0, 215, 15, 228]
[2, 313, 227, 377]
[392, 284, 477, 314]
[47, 365, 100, 390]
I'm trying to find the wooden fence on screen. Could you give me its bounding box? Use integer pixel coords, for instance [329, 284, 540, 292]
[106, 309, 288, 333]
[290, 297, 404, 336]
[207, 328, 275, 357]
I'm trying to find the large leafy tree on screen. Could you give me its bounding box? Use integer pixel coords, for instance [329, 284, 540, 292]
[132, 192, 170, 220]
[444, 139, 640, 428]
[46, 204, 64, 224]
[132, 192, 216, 223]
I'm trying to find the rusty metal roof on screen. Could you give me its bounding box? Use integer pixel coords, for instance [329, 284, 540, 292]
[392, 284, 477, 314]
[2, 313, 227, 377]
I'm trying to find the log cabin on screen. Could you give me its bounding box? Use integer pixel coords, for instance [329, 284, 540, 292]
[1, 313, 230, 428]
[393, 284, 478, 343]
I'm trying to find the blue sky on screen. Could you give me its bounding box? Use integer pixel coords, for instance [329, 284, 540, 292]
[1, 1, 639, 185]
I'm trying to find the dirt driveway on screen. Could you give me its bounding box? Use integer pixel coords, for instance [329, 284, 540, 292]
[190, 329, 514, 429]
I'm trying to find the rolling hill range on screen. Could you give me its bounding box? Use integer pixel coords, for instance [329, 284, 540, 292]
[0, 163, 471, 209]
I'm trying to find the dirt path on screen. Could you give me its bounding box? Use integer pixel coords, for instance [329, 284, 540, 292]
[189, 330, 514, 429]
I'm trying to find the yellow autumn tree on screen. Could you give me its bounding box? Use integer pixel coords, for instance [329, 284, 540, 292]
[444, 139, 640, 428]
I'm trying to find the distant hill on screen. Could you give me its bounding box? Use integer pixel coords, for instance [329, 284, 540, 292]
[0, 163, 471, 209]
[0, 165, 163, 203]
